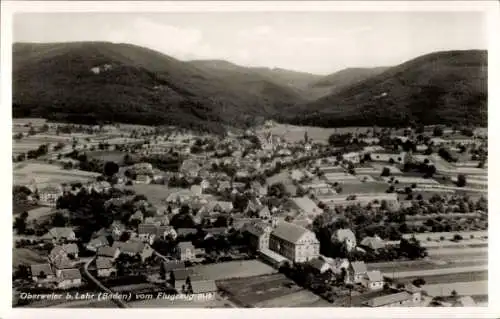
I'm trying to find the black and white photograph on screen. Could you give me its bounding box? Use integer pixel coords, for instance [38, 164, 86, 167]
[2, 0, 498, 315]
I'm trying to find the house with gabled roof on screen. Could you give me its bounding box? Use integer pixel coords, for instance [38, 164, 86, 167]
[41, 227, 76, 243]
[113, 240, 153, 261]
[56, 268, 82, 289]
[308, 258, 332, 274]
[332, 228, 357, 252]
[37, 184, 63, 207]
[258, 206, 271, 220]
[348, 261, 368, 284]
[269, 221, 320, 263]
[244, 198, 263, 215]
[96, 257, 116, 278]
[109, 221, 126, 240]
[49, 243, 79, 261]
[360, 236, 385, 251]
[363, 270, 384, 291]
[176, 241, 195, 261]
[244, 221, 272, 251]
[176, 228, 198, 238]
[86, 236, 110, 252]
[362, 291, 413, 307]
[289, 196, 324, 219]
[129, 211, 144, 224]
[97, 246, 121, 260]
[180, 159, 201, 177]
[30, 263, 55, 282]
[454, 296, 476, 307]
[250, 181, 268, 197]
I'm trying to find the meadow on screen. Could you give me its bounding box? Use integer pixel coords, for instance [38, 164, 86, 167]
[14, 162, 100, 185]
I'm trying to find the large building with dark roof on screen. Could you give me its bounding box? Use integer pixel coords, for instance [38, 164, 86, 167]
[269, 222, 320, 263]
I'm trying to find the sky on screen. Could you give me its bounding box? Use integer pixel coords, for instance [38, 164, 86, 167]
[13, 11, 487, 75]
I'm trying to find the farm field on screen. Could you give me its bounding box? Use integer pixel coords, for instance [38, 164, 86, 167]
[13, 134, 72, 154]
[336, 182, 389, 194]
[217, 273, 310, 307]
[25, 206, 55, 223]
[14, 162, 100, 185]
[254, 289, 331, 308]
[125, 185, 183, 206]
[426, 246, 488, 257]
[194, 260, 277, 281]
[383, 264, 487, 279]
[423, 280, 488, 297]
[86, 151, 126, 164]
[399, 271, 487, 285]
[367, 259, 487, 273]
[420, 241, 487, 249]
[13, 248, 47, 269]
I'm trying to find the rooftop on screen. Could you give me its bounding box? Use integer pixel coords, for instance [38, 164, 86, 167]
[271, 222, 314, 244]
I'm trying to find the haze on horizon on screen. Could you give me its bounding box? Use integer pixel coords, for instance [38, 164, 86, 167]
[13, 11, 487, 75]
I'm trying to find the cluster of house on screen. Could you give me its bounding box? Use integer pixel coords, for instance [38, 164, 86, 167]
[23, 180, 113, 207]
[31, 228, 82, 289]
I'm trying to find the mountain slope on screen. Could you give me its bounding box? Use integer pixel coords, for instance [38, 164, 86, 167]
[283, 50, 487, 127]
[189, 59, 324, 99]
[13, 42, 304, 132]
[311, 67, 389, 93]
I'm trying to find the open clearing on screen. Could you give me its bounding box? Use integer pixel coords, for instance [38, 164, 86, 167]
[13, 248, 47, 268]
[336, 182, 389, 194]
[383, 264, 487, 279]
[14, 162, 100, 185]
[13, 135, 71, 155]
[400, 271, 487, 285]
[87, 150, 126, 164]
[125, 185, 183, 206]
[25, 206, 55, 222]
[423, 281, 487, 297]
[194, 260, 277, 281]
[426, 247, 488, 257]
[218, 273, 325, 307]
[367, 259, 487, 273]
[254, 289, 331, 308]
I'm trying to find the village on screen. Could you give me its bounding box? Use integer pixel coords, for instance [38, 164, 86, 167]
[12, 118, 488, 308]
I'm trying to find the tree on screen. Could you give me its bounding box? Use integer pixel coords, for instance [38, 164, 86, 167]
[28, 126, 37, 136]
[456, 174, 467, 187]
[52, 212, 68, 227]
[269, 182, 287, 198]
[381, 167, 391, 177]
[119, 231, 131, 242]
[433, 126, 443, 137]
[104, 161, 119, 177]
[168, 270, 176, 287]
[13, 216, 27, 234]
[425, 165, 436, 178]
[412, 278, 426, 287]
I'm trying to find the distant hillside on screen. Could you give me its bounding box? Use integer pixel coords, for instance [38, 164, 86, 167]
[283, 50, 487, 127]
[311, 67, 389, 93]
[189, 59, 324, 99]
[13, 42, 304, 133]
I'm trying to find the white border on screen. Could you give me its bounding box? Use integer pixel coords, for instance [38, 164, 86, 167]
[1, 1, 499, 318]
